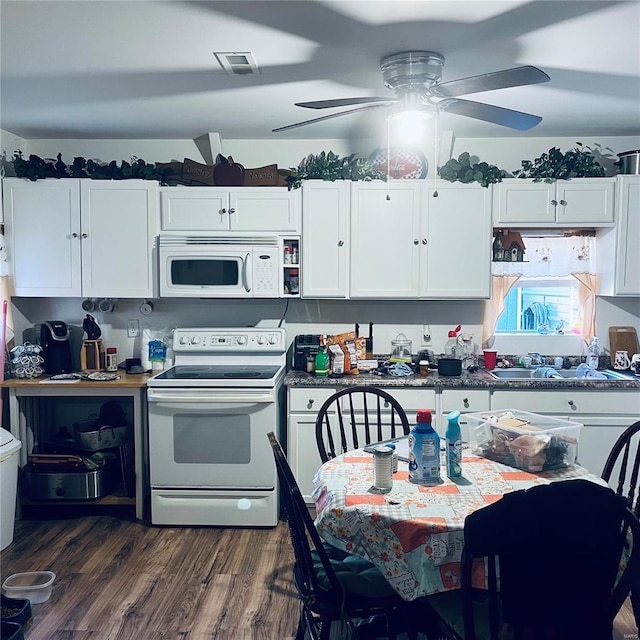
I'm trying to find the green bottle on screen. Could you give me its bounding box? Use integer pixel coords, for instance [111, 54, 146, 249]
[314, 346, 329, 377]
[446, 410, 463, 478]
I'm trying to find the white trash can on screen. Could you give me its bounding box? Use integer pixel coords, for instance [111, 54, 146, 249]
[1, 427, 22, 551]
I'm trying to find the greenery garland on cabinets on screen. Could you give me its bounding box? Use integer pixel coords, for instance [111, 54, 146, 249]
[1, 150, 175, 183]
[285, 151, 387, 190]
[512, 142, 605, 181]
[438, 152, 505, 187]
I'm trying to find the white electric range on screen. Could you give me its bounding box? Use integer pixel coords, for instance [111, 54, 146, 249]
[146, 327, 286, 527]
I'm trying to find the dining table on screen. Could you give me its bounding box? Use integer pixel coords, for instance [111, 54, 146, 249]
[312, 443, 608, 602]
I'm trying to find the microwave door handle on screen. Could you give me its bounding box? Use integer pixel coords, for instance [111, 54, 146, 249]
[243, 252, 252, 292]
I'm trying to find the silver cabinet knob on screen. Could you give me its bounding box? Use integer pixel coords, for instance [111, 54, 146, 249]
[338, 240, 344, 247]
[229, 208, 236, 214]
[559, 199, 567, 206]
[422, 238, 428, 245]
[307, 399, 315, 410]
[72, 233, 79, 238]
[568, 400, 575, 407]
[413, 239, 419, 245]
[220, 208, 227, 214]
[81, 233, 88, 238]
[463, 398, 469, 408]
[551, 199, 558, 206]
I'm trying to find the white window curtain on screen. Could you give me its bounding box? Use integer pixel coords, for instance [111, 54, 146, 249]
[483, 235, 597, 347]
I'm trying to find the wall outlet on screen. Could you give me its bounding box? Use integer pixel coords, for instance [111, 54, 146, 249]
[422, 324, 432, 344]
[127, 319, 140, 338]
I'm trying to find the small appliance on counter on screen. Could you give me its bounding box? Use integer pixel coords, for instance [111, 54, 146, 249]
[39, 321, 73, 374]
[292, 334, 324, 372]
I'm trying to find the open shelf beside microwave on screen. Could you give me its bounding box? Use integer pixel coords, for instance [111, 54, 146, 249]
[282, 238, 300, 297]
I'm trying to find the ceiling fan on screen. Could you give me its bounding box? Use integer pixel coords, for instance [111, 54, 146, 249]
[273, 51, 550, 133]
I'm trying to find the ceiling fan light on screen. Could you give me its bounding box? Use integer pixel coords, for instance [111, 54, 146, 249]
[387, 108, 432, 143]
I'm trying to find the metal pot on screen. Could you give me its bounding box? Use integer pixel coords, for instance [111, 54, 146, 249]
[617, 150, 640, 175]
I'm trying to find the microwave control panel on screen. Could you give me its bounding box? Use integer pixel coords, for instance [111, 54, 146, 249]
[253, 248, 278, 297]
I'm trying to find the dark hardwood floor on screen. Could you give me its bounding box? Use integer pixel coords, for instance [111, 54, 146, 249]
[1, 512, 638, 639]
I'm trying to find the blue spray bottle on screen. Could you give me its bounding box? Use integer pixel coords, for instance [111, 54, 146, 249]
[446, 410, 463, 479]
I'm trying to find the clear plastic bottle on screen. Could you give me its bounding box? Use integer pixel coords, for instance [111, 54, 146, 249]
[408, 409, 441, 485]
[445, 410, 463, 479]
[586, 337, 600, 369]
[444, 331, 458, 356]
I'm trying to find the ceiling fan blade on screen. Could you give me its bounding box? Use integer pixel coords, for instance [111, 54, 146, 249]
[295, 97, 394, 109]
[438, 98, 542, 131]
[272, 104, 389, 132]
[431, 66, 550, 98]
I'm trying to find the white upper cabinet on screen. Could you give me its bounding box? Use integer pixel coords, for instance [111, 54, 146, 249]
[419, 183, 492, 299]
[349, 181, 491, 299]
[597, 176, 640, 296]
[350, 182, 422, 298]
[3, 178, 158, 298]
[301, 181, 349, 298]
[159, 187, 301, 233]
[493, 178, 615, 227]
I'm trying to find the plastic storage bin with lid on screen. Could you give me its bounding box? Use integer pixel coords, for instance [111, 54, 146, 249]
[1, 428, 22, 551]
[465, 410, 582, 472]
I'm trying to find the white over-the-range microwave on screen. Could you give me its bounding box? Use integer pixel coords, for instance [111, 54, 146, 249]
[158, 235, 284, 298]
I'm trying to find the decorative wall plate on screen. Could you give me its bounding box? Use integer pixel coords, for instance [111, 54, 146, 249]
[370, 147, 428, 180]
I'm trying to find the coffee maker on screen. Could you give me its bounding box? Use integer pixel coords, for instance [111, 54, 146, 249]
[40, 321, 73, 374]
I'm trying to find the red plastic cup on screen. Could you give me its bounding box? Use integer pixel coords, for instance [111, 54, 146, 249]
[483, 349, 498, 370]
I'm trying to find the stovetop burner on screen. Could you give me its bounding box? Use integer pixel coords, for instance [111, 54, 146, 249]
[152, 364, 281, 381]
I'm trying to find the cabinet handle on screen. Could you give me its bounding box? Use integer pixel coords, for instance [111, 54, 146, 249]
[551, 199, 558, 206]
[568, 400, 575, 407]
[307, 399, 314, 409]
[463, 397, 469, 408]
[422, 238, 428, 245]
[81, 233, 88, 238]
[384, 400, 390, 408]
[413, 239, 419, 245]
[229, 208, 236, 214]
[338, 240, 344, 247]
[559, 199, 567, 206]
[72, 233, 79, 238]
[220, 208, 227, 214]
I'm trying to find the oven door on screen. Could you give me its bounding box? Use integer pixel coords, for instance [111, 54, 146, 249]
[147, 388, 278, 489]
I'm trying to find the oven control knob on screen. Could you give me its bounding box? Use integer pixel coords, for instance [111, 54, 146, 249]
[237, 336, 247, 345]
[257, 335, 267, 345]
[269, 335, 278, 345]
[179, 336, 189, 345]
[191, 336, 201, 345]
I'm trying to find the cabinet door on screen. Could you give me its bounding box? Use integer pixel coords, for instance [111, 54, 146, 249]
[301, 181, 349, 298]
[556, 179, 615, 225]
[160, 188, 229, 231]
[440, 389, 490, 440]
[230, 188, 301, 232]
[350, 182, 421, 298]
[493, 180, 556, 226]
[420, 183, 492, 298]
[81, 181, 158, 298]
[3, 178, 82, 296]
[614, 176, 640, 295]
[576, 416, 631, 476]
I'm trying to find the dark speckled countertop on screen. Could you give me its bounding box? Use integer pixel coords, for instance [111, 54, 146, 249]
[285, 369, 640, 390]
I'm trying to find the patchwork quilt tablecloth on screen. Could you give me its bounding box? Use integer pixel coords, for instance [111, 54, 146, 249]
[313, 448, 605, 601]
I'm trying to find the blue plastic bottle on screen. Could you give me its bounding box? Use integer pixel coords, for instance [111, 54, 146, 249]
[446, 410, 463, 479]
[408, 409, 441, 485]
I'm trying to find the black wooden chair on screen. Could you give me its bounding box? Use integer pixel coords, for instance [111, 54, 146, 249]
[421, 479, 640, 640]
[267, 432, 416, 640]
[602, 419, 640, 629]
[314, 386, 411, 463]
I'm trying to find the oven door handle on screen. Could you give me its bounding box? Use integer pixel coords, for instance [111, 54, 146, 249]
[147, 389, 274, 403]
[243, 252, 252, 293]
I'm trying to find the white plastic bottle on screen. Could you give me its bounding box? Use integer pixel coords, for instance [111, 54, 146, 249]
[586, 337, 600, 369]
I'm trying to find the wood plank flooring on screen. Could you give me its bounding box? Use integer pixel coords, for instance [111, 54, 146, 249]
[1, 512, 638, 639]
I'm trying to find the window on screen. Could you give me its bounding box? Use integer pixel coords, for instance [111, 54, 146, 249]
[495, 276, 582, 335]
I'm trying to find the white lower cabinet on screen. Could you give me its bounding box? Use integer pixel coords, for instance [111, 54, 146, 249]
[439, 389, 491, 441]
[490, 390, 639, 476]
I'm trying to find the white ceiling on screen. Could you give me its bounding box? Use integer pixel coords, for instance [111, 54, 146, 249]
[1, 0, 639, 141]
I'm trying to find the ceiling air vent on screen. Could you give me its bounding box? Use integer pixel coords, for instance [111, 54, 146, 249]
[214, 52, 260, 76]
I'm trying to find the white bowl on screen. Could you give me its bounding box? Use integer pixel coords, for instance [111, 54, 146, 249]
[1, 571, 56, 604]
